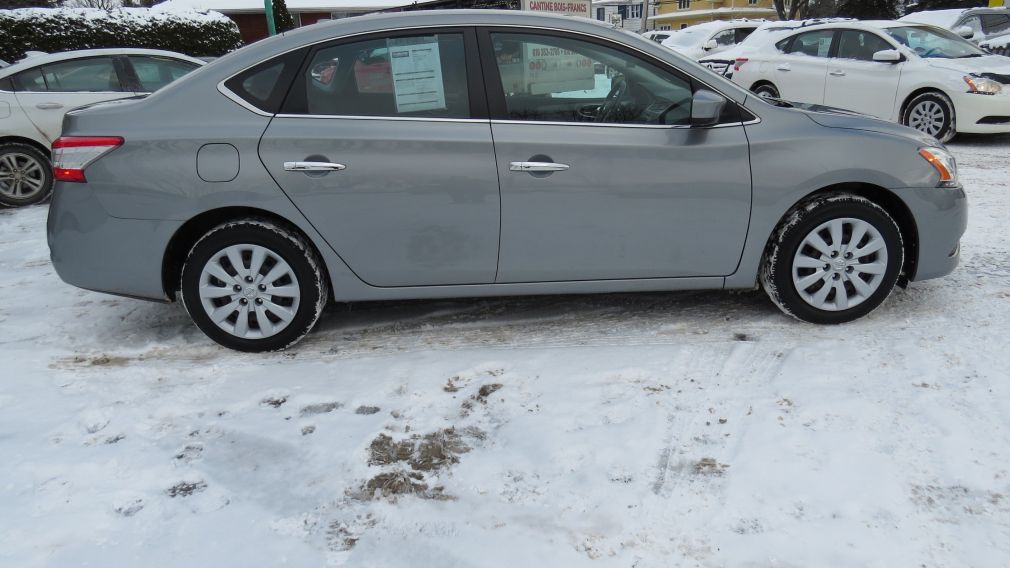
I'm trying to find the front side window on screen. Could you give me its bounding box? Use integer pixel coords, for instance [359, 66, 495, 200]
[711, 29, 736, 47]
[300, 33, 469, 119]
[39, 57, 123, 92]
[128, 56, 199, 92]
[783, 30, 835, 58]
[489, 32, 696, 126]
[835, 30, 893, 61]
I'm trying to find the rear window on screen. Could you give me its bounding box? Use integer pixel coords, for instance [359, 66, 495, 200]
[223, 49, 305, 113]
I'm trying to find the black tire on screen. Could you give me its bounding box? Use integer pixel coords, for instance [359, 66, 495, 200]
[0, 142, 53, 208]
[901, 91, 956, 143]
[760, 193, 904, 325]
[751, 82, 780, 99]
[180, 219, 329, 352]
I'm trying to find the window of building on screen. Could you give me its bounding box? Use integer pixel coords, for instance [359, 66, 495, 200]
[678, 0, 690, 9]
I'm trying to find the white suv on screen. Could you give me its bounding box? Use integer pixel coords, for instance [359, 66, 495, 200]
[731, 20, 1010, 142]
[0, 48, 202, 207]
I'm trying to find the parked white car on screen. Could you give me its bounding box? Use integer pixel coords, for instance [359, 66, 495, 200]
[641, 30, 672, 43]
[0, 48, 203, 207]
[699, 19, 852, 76]
[661, 20, 763, 60]
[899, 7, 1010, 45]
[731, 20, 1010, 142]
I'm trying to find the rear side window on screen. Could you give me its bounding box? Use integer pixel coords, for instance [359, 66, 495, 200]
[981, 13, 1010, 35]
[12, 68, 47, 91]
[223, 49, 305, 114]
[39, 57, 124, 92]
[128, 56, 199, 92]
[783, 30, 835, 57]
[292, 33, 470, 119]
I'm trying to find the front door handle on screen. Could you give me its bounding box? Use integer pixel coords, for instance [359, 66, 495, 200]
[829, 70, 846, 76]
[283, 161, 346, 172]
[776, 63, 791, 71]
[509, 161, 570, 173]
[35, 102, 64, 110]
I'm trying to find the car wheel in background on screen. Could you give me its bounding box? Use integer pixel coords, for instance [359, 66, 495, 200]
[761, 192, 903, 324]
[751, 82, 780, 100]
[0, 143, 53, 207]
[180, 219, 329, 352]
[902, 91, 956, 143]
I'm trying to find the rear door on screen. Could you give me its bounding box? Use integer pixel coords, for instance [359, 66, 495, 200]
[258, 28, 502, 287]
[824, 29, 902, 118]
[11, 56, 133, 143]
[773, 29, 835, 104]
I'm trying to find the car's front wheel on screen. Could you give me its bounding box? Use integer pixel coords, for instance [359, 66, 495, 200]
[0, 143, 53, 207]
[902, 91, 956, 143]
[761, 193, 903, 324]
[180, 219, 329, 352]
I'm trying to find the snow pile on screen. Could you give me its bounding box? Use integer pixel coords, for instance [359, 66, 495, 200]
[898, 9, 965, 30]
[0, 7, 242, 61]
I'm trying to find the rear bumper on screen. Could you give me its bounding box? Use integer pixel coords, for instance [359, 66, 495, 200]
[892, 185, 967, 282]
[47, 182, 180, 301]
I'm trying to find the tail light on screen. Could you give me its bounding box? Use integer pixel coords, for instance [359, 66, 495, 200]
[52, 136, 123, 183]
[733, 57, 749, 73]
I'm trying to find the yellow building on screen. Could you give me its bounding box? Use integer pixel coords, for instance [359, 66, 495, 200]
[651, 0, 777, 31]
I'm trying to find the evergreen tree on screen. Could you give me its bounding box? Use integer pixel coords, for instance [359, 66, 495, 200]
[837, 0, 900, 19]
[272, 0, 295, 33]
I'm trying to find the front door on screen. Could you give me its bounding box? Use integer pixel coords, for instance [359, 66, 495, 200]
[824, 29, 903, 119]
[259, 30, 501, 287]
[481, 30, 752, 282]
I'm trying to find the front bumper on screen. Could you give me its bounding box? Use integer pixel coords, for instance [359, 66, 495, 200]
[952, 91, 1010, 134]
[891, 185, 967, 281]
[47, 182, 181, 301]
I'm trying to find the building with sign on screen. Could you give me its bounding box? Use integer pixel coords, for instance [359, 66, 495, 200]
[592, 0, 652, 31]
[651, 0, 776, 30]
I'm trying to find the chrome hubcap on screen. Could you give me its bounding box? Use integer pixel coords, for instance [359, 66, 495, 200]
[908, 101, 945, 136]
[792, 218, 888, 312]
[0, 152, 46, 199]
[198, 244, 300, 339]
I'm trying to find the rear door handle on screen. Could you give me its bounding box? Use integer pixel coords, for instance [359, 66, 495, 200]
[776, 63, 791, 71]
[829, 70, 846, 76]
[509, 161, 570, 173]
[35, 102, 63, 110]
[283, 161, 346, 172]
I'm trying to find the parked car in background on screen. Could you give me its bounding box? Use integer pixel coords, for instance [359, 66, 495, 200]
[642, 30, 672, 43]
[48, 11, 966, 351]
[731, 20, 1010, 141]
[0, 48, 203, 207]
[0, 59, 9, 69]
[699, 19, 852, 76]
[899, 7, 1010, 45]
[661, 20, 762, 60]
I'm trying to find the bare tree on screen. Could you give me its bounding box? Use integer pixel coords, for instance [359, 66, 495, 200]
[66, 0, 121, 10]
[773, 0, 811, 20]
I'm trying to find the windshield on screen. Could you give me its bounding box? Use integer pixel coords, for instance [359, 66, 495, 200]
[665, 29, 708, 48]
[885, 25, 987, 58]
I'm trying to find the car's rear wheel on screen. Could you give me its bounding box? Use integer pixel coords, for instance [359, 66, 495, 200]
[180, 219, 328, 352]
[751, 82, 780, 100]
[761, 193, 903, 324]
[902, 91, 956, 143]
[0, 143, 53, 207]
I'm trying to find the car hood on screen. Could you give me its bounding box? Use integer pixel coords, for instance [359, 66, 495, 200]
[787, 101, 938, 145]
[925, 54, 1010, 76]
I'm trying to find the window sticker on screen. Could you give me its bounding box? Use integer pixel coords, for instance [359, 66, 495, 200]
[387, 36, 446, 113]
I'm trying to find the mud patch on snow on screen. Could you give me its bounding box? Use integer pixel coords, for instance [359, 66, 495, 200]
[693, 458, 729, 476]
[166, 480, 207, 498]
[354, 405, 380, 415]
[260, 396, 288, 408]
[52, 353, 130, 369]
[300, 402, 342, 416]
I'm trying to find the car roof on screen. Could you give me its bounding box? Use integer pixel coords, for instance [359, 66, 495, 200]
[672, 19, 765, 34]
[0, 48, 205, 78]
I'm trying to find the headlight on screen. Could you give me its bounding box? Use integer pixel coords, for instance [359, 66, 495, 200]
[964, 74, 1002, 95]
[918, 146, 958, 188]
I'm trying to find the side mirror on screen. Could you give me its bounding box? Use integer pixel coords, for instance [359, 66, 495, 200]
[691, 89, 726, 127]
[955, 25, 975, 39]
[703, 39, 719, 51]
[872, 49, 901, 63]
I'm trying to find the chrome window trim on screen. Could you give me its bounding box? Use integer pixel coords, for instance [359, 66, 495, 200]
[217, 22, 756, 125]
[274, 113, 486, 123]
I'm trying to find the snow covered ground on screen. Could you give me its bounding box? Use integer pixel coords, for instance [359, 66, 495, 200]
[2, 136, 1009, 568]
